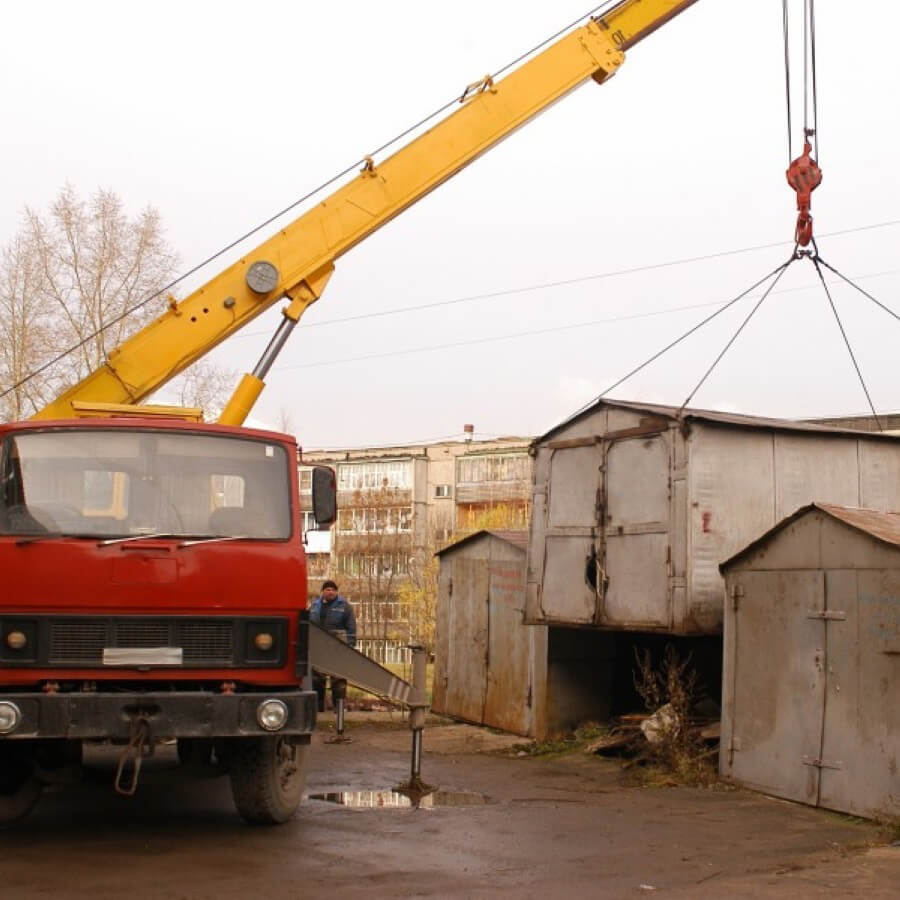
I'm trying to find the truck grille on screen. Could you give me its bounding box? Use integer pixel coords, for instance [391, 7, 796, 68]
[28, 616, 282, 668]
[50, 622, 107, 663]
[179, 623, 234, 662]
[115, 621, 169, 648]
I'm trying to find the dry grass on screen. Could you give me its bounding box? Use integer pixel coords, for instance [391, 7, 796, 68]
[630, 644, 719, 788]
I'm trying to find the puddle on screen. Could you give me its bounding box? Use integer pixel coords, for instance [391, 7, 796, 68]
[309, 789, 490, 809]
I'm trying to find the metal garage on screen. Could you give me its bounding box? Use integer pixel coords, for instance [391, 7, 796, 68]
[526, 399, 900, 635]
[433, 531, 541, 736]
[720, 503, 900, 818]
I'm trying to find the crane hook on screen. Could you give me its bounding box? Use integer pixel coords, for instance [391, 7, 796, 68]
[786, 138, 822, 247]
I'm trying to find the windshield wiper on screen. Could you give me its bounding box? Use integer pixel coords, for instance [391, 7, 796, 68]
[177, 535, 247, 548]
[97, 532, 185, 547]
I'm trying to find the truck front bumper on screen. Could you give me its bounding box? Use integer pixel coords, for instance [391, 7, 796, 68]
[0, 690, 317, 740]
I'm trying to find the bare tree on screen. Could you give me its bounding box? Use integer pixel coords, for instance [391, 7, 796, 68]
[25, 185, 178, 378]
[171, 359, 237, 422]
[0, 185, 232, 421]
[0, 235, 55, 420]
[277, 407, 296, 435]
[335, 485, 412, 658]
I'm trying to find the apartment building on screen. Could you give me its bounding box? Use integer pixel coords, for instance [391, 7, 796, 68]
[299, 431, 533, 663]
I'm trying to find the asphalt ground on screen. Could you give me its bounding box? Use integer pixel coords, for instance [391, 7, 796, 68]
[3, 713, 898, 899]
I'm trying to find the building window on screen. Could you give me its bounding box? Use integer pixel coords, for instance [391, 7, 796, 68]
[298, 467, 313, 494]
[337, 506, 413, 534]
[456, 500, 530, 531]
[306, 553, 330, 577]
[337, 553, 409, 577]
[337, 460, 411, 491]
[456, 453, 529, 484]
[434, 484, 451, 498]
[357, 640, 411, 665]
[356, 600, 410, 624]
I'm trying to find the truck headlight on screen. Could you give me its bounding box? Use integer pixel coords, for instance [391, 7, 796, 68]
[257, 699, 288, 731]
[0, 701, 22, 735]
[6, 630, 27, 650]
[254, 632, 274, 651]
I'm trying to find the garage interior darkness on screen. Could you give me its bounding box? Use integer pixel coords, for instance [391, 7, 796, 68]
[547, 627, 723, 730]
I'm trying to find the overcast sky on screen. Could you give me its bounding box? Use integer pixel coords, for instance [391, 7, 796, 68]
[3, 1, 899, 448]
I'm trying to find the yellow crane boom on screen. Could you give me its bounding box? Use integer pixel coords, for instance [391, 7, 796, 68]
[32, 0, 700, 425]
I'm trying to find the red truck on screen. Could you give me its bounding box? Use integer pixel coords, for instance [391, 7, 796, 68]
[0, 416, 336, 824]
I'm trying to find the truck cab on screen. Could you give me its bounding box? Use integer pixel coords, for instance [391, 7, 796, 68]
[0, 417, 335, 824]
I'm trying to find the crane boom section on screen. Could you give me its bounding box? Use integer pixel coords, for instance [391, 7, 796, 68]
[596, 0, 700, 50]
[32, 0, 698, 422]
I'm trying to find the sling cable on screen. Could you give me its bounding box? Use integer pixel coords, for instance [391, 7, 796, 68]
[596, 1, 898, 428]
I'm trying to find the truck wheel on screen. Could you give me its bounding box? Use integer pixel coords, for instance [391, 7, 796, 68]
[0, 751, 42, 827]
[227, 736, 308, 825]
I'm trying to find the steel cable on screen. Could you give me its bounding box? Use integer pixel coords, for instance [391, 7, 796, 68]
[677, 260, 794, 413]
[815, 258, 900, 324]
[809, 0, 820, 160]
[586, 257, 796, 412]
[783, 0, 793, 162]
[811, 255, 881, 429]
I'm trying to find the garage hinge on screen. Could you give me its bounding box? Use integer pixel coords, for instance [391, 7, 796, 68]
[731, 584, 744, 611]
[801, 755, 843, 770]
[806, 610, 847, 621]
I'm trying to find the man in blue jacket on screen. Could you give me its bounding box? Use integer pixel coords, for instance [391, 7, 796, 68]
[309, 580, 357, 711]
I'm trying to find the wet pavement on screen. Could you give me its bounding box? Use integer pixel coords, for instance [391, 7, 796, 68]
[3, 714, 899, 898]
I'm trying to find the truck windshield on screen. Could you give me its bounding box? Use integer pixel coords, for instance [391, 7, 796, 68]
[0, 430, 292, 540]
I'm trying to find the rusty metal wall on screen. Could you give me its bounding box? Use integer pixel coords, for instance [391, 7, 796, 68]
[433, 534, 543, 736]
[526, 404, 900, 636]
[721, 510, 900, 818]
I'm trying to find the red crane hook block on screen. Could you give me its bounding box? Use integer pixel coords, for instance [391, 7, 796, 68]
[786, 140, 823, 247]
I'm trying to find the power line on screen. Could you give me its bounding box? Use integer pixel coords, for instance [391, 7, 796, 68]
[264, 263, 900, 374]
[229, 219, 900, 339]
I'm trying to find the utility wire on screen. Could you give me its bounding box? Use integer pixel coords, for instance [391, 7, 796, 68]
[812, 255, 881, 429]
[232, 219, 900, 339]
[678, 260, 793, 413]
[0, 2, 614, 404]
[261, 264, 900, 375]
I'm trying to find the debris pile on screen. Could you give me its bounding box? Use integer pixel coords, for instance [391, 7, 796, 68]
[585, 707, 720, 772]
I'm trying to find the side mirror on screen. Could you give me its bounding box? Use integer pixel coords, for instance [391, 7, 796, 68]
[311, 466, 337, 528]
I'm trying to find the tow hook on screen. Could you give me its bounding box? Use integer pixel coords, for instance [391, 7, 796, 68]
[114, 717, 153, 796]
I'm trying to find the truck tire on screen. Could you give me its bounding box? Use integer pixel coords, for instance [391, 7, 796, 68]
[227, 736, 308, 825]
[0, 750, 42, 827]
